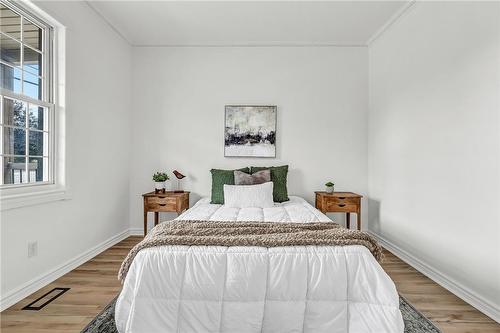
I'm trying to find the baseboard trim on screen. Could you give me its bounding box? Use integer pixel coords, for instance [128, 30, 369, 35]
[369, 231, 500, 324]
[129, 228, 143, 236]
[0, 229, 131, 311]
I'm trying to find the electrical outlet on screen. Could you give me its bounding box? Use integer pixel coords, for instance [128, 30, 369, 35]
[28, 241, 38, 258]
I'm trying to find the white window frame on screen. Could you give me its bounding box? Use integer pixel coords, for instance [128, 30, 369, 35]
[0, 0, 68, 210]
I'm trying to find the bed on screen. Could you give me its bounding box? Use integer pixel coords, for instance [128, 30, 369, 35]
[115, 196, 404, 332]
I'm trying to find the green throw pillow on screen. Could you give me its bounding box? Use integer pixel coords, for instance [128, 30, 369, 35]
[250, 165, 289, 202]
[210, 168, 250, 204]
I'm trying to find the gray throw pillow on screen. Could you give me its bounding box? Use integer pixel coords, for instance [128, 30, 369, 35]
[234, 169, 271, 185]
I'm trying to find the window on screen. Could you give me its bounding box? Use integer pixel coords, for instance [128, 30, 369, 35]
[0, 1, 54, 188]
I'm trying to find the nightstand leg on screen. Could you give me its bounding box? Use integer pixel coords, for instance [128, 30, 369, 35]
[346, 213, 350, 229]
[143, 211, 147, 237]
[154, 212, 159, 226]
[357, 212, 361, 231]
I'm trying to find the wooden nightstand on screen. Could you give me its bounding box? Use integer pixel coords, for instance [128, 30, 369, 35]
[315, 192, 363, 230]
[142, 191, 190, 236]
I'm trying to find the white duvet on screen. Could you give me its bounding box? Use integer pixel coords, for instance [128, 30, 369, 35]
[116, 196, 404, 333]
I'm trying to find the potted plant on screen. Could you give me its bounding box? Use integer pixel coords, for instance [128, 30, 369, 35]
[325, 182, 334, 193]
[152, 172, 169, 193]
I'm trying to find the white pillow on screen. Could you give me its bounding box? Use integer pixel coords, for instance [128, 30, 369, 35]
[223, 182, 274, 208]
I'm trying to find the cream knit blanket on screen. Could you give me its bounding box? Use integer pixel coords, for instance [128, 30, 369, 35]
[118, 220, 382, 282]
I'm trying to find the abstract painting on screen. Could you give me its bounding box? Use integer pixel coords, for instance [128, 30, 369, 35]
[224, 105, 276, 157]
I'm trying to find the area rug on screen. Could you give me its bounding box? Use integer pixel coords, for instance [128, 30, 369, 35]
[81, 296, 441, 333]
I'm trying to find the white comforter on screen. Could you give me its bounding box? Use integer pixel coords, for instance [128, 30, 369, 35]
[116, 196, 404, 333]
[177, 196, 332, 223]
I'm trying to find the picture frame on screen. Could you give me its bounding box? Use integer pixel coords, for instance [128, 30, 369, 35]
[224, 105, 277, 158]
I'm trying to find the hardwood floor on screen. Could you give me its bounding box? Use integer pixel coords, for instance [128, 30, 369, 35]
[381, 250, 500, 333]
[0, 236, 142, 333]
[1, 236, 499, 333]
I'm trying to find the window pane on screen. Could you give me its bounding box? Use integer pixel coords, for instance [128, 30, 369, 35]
[28, 156, 48, 182]
[23, 46, 42, 76]
[3, 156, 26, 184]
[3, 127, 26, 155]
[28, 104, 47, 130]
[0, 63, 22, 94]
[0, 34, 21, 66]
[28, 130, 47, 156]
[23, 18, 41, 51]
[2, 98, 26, 127]
[1, 3, 52, 187]
[0, 5, 21, 40]
[23, 71, 42, 100]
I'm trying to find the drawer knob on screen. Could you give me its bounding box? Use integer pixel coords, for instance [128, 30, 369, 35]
[339, 197, 346, 199]
[159, 203, 166, 206]
[338, 204, 346, 207]
[159, 196, 166, 199]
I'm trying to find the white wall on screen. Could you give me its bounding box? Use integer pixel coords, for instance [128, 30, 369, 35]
[368, 1, 500, 317]
[130, 46, 368, 231]
[0, 1, 132, 308]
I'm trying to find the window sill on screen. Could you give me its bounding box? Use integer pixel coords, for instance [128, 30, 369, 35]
[0, 186, 71, 211]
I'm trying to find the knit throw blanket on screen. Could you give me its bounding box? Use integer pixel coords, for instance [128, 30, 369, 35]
[118, 220, 382, 282]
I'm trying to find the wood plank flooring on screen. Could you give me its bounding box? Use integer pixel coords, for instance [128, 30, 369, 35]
[1, 236, 499, 333]
[0, 237, 142, 333]
[382, 250, 500, 333]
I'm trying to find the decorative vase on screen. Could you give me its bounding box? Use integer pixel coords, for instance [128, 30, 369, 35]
[155, 181, 166, 193]
[174, 178, 184, 193]
[325, 186, 334, 193]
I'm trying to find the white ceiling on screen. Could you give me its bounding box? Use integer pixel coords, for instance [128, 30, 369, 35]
[88, 1, 410, 46]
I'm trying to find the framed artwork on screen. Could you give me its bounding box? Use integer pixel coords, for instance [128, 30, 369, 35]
[224, 105, 276, 157]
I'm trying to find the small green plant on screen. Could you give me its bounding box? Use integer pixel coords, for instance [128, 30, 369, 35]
[325, 182, 334, 187]
[152, 172, 169, 182]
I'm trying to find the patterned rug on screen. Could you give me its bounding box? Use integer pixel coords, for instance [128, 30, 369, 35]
[82, 296, 441, 333]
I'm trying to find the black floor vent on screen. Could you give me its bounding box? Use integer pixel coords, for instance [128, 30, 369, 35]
[22, 287, 70, 310]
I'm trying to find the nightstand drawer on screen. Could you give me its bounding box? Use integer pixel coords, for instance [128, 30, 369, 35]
[327, 196, 360, 205]
[326, 201, 358, 212]
[149, 196, 177, 205]
[147, 196, 177, 211]
[148, 203, 177, 211]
